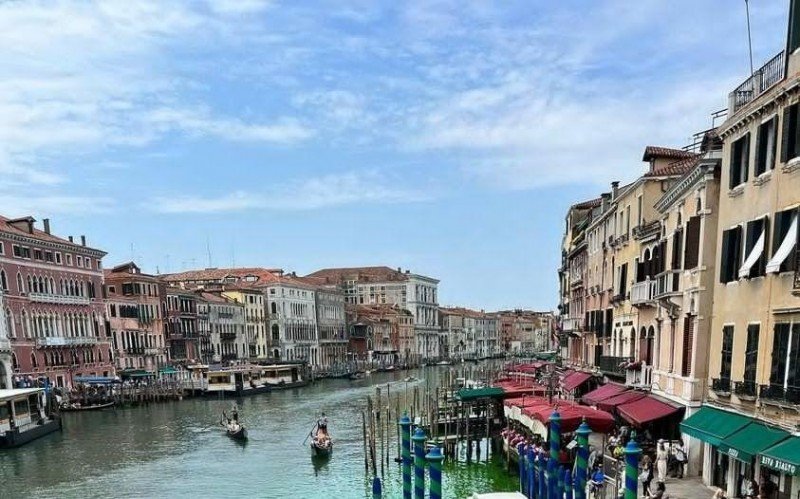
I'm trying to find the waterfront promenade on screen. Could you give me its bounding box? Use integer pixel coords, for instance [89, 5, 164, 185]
[0, 367, 516, 499]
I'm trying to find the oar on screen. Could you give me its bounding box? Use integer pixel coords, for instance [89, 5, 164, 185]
[302, 421, 318, 445]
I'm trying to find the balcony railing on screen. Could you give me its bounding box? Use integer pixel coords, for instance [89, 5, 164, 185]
[561, 317, 583, 333]
[36, 336, 98, 347]
[596, 356, 632, 376]
[760, 384, 800, 405]
[712, 377, 732, 394]
[632, 221, 661, 242]
[626, 362, 653, 387]
[220, 331, 237, 340]
[630, 279, 657, 305]
[729, 51, 785, 114]
[734, 380, 758, 399]
[28, 292, 91, 306]
[655, 270, 681, 298]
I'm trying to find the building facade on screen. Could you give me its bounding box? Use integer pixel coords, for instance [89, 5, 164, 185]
[0, 289, 11, 388]
[104, 262, 166, 373]
[162, 287, 199, 364]
[263, 276, 318, 364]
[313, 286, 348, 370]
[197, 292, 247, 365]
[496, 310, 555, 354]
[222, 287, 267, 360]
[0, 216, 113, 388]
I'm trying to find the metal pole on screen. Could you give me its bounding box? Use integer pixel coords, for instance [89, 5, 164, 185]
[745, 0, 755, 76]
[426, 447, 444, 499]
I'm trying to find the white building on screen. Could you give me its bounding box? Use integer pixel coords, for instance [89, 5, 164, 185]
[0, 289, 11, 388]
[263, 276, 319, 365]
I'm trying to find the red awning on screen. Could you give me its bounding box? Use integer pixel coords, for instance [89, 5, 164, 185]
[522, 399, 615, 434]
[617, 395, 683, 427]
[581, 383, 628, 406]
[596, 390, 647, 412]
[562, 371, 593, 391]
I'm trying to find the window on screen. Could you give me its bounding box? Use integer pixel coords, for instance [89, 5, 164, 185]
[66, 254, 72, 266]
[55, 253, 62, 264]
[671, 227, 683, 270]
[720, 226, 743, 283]
[0, 270, 6, 291]
[617, 263, 628, 297]
[44, 251, 53, 263]
[729, 133, 750, 189]
[768, 323, 800, 391]
[683, 216, 701, 269]
[739, 216, 769, 278]
[76, 256, 83, 267]
[33, 249, 43, 261]
[768, 208, 798, 273]
[12, 245, 20, 257]
[781, 102, 800, 163]
[743, 324, 760, 385]
[720, 325, 734, 381]
[755, 116, 778, 175]
[681, 316, 695, 377]
[0, 242, 3, 255]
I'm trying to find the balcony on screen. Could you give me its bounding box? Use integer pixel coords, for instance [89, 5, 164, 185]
[144, 347, 162, 355]
[0, 338, 10, 352]
[729, 51, 785, 114]
[711, 377, 732, 396]
[28, 292, 91, 306]
[36, 336, 98, 347]
[124, 347, 144, 355]
[625, 362, 653, 388]
[734, 380, 758, 401]
[561, 317, 583, 333]
[220, 331, 237, 340]
[630, 279, 657, 306]
[760, 384, 800, 405]
[596, 356, 632, 377]
[654, 270, 681, 298]
[632, 221, 661, 242]
[221, 353, 237, 362]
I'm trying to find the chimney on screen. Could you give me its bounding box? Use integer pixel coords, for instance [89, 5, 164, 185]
[80, 235, 86, 247]
[68, 236, 74, 243]
[611, 181, 620, 200]
[43, 218, 51, 234]
[397, 267, 401, 273]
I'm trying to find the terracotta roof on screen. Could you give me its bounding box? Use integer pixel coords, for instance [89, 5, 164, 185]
[306, 266, 410, 284]
[641, 146, 696, 162]
[0, 215, 105, 254]
[195, 291, 235, 304]
[572, 197, 603, 210]
[439, 306, 488, 318]
[162, 267, 282, 284]
[644, 155, 700, 178]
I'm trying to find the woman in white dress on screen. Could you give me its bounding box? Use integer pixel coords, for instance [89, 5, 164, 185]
[656, 440, 669, 483]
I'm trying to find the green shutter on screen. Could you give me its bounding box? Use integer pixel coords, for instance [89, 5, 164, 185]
[743, 133, 750, 183]
[781, 106, 793, 163]
[720, 230, 731, 283]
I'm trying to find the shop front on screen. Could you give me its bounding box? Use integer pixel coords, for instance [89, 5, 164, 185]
[760, 437, 800, 499]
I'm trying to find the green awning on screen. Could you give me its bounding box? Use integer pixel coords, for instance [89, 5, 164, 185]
[680, 406, 751, 446]
[718, 423, 790, 462]
[761, 437, 800, 476]
[456, 387, 505, 401]
[158, 367, 179, 375]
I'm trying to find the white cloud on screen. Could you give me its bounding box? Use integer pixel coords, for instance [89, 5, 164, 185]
[149, 170, 430, 214]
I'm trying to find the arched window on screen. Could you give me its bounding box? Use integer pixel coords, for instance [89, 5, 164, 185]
[30, 353, 37, 368]
[271, 324, 280, 341]
[0, 270, 7, 291]
[11, 353, 18, 370]
[17, 273, 24, 294]
[21, 309, 29, 338]
[5, 309, 14, 338]
[37, 276, 44, 293]
[49, 278, 55, 294]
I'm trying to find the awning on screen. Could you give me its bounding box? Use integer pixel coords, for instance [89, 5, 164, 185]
[767, 213, 798, 273]
[761, 437, 800, 476]
[73, 376, 120, 384]
[617, 395, 683, 426]
[563, 372, 593, 391]
[739, 226, 766, 278]
[457, 387, 506, 401]
[581, 383, 627, 406]
[680, 406, 751, 447]
[597, 390, 647, 412]
[718, 423, 790, 462]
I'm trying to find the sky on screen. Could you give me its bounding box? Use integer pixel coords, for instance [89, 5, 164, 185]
[0, 0, 790, 311]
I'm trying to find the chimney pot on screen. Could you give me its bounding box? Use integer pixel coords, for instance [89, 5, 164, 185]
[611, 181, 620, 200]
[43, 218, 51, 234]
[81, 235, 86, 246]
[68, 236, 74, 243]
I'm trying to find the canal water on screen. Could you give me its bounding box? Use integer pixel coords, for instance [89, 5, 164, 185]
[0, 367, 517, 498]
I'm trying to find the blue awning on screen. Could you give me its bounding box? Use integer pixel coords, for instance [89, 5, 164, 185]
[73, 376, 120, 384]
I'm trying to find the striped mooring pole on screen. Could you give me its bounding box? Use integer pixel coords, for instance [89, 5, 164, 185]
[372, 476, 382, 499]
[426, 446, 444, 499]
[517, 443, 526, 493]
[538, 453, 547, 499]
[624, 434, 642, 499]
[412, 427, 427, 499]
[564, 468, 573, 499]
[400, 412, 412, 499]
[574, 419, 591, 499]
[527, 447, 536, 499]
[557, 465, 565, 497]
[547, 456, 558, 499]
[549, 411, 561, 462]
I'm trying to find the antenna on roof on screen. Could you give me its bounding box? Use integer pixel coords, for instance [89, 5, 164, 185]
[206, 236, 213, 268]
[745, 0, 755, 76]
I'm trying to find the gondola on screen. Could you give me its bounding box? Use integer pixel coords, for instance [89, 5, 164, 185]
[310, 435, 332, 457]
[59, 401, 115, 412]
[348, 372, 365, 381]
[226, 423, 248, 441]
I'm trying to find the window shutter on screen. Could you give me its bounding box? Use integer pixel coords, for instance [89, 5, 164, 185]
[771, 116, 779, 170]
[755, 123, 765, 176]
[681, 316, 694, 377]
[770, 324, 790, 386]
[732, 226, 743, 276]
[729, 143, 738, 190]
[790, 323, 800, 388]
[720, 230, 730, 283]
[684, 216, 701, 269]
[782, 106, 794, 163]
[672, 229, 683, 270]
[743, 133, 750, 183]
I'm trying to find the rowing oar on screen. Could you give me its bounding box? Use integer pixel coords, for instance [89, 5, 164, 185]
[302, 422, 318, 446]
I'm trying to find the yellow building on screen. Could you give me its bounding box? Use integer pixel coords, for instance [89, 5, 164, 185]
[222, 287, 267, 360]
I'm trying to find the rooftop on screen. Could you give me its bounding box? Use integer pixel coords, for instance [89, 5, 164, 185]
[0, 215, 105, 255]
[641, 146, 697, 162]
[162, 267, 282, 285]
[306, 266, 410, 283]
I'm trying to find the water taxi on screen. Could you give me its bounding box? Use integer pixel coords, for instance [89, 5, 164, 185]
[0, 388, 61, 448]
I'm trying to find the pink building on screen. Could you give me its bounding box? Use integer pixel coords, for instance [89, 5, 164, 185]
[0, 216, 113, 388]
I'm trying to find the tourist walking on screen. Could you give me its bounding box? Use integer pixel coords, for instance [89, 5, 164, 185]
[640, 455, 654, 496]
[656, 440, 669, 483]
[671, 441, 686, 478]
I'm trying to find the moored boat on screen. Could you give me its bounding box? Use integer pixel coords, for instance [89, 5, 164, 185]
[0, 388, 62, 449]
[59, 401, 115, 412]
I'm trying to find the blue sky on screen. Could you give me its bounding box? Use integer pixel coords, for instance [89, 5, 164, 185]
[0, 0, 790, 310]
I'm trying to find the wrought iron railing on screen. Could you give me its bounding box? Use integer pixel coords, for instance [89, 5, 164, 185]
[760, 384, 800, 404]
[597, 356, 632, 375]
[632, 221, 661, 241]
[734, 380, 757, 398]
[729, 51, 785, 113]
[712, 377, 731, 393]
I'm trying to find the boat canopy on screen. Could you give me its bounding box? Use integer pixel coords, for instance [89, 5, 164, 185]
[0, 388, 43, 402]
[73, 376, 120, 385]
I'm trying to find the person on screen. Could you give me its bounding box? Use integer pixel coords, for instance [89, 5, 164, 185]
[640, 454, 654, 496]
[587, 465, 604, 499]
[712, 487, 728, 499]
[231, 403, 239, 422]
[671, 441, 686, 478]
[759, 478, 778, 499]
[656, 440, 669, 483]
[649, 481, 666, 499]
[740, 475, 756, 499]
[317, 412, 328, 431]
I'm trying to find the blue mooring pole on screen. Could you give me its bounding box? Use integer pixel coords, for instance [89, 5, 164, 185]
[426, 446, 444, 499]
[400, 412, 412, 499]
[372, 476, 382, 499]
[412, 427, 427, 499]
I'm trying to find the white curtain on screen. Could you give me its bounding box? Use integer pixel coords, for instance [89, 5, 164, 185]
[766, 214, 798, 273]
[738, 229, 766, 278]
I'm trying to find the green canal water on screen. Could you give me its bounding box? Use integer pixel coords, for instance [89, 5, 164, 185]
[0, 367, 517, 498]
